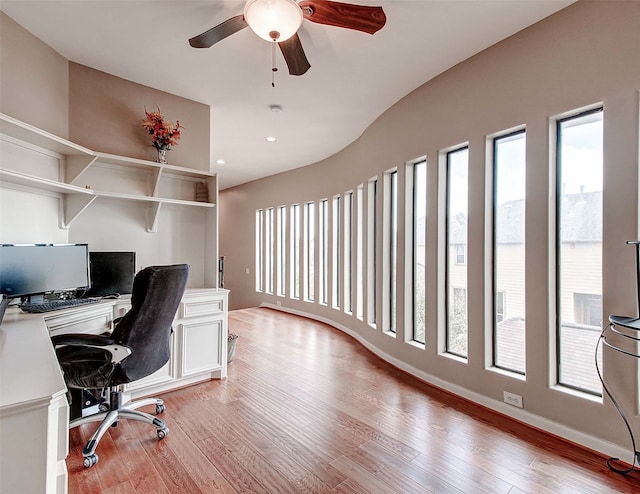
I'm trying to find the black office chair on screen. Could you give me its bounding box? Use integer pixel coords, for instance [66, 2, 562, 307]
[51, 264, 189, 468]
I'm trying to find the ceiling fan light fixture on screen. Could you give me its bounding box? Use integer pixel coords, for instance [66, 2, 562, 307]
[244, 0, 303, 42]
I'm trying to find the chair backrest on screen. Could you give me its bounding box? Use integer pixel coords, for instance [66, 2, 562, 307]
[110, 264, 189, 383]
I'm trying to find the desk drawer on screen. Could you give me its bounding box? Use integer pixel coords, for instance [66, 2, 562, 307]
[45, 306, 113, 336]
[181, 297, 224, 318]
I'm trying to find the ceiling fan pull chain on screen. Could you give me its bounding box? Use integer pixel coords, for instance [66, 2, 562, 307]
[271, 40, 278, 87]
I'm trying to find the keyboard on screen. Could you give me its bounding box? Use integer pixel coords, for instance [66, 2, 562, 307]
[20, 297, 102, 313]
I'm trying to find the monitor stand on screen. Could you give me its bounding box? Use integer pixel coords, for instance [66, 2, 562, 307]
[22, 294, 45, 305]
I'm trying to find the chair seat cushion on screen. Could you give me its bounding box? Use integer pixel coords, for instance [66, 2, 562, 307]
[56, 346, 123, 389]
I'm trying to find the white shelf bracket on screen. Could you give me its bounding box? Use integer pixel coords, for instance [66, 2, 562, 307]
[147, 202, 162, 233]
[60, 193, 97, 229]
[66, 155, 99, 185]
[151, 168, 163, 197]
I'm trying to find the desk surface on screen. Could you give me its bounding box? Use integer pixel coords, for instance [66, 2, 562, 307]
[0, 311, 67, 411]
[0, 288, 229, 411]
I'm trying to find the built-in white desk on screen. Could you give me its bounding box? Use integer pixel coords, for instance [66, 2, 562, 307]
[0, 288, 228, 494]
[0, 310, 70, 494]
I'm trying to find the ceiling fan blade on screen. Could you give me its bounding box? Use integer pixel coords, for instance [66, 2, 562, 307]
[278, 33, 311, 76]
[189, 14, 248, 48]
[299, 0, 386, 35]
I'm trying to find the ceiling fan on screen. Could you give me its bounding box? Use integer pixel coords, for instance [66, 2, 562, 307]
[188, 0, 387, 77]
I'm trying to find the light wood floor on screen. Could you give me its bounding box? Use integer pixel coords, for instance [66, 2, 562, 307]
[68, 307, 640, 493]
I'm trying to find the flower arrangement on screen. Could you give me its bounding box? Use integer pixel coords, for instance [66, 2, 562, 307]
[142, 107, 182, 151]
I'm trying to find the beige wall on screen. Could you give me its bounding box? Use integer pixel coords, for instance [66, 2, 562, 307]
[0, 12, 215, 287]
[0, 12, 69, 137]
[0, 13, 211, 171]
[69, 63, 211, 171]
[219, 1, 640, 457]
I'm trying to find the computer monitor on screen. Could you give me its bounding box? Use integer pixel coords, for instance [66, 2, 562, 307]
[86, 251, 136, 297]
[0, 244, 90, 301]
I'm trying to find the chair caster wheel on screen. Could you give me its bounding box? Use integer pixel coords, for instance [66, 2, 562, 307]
[83, 454, 98, 468]
[156, 403, 165, 414]
[157, 427, 169, 439]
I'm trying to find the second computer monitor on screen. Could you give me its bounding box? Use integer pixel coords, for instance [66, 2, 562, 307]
[87, 251, 136, 297]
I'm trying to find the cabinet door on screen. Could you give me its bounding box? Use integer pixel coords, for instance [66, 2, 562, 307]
[179, 317, 223, 377]
[50, 393, 69, 494]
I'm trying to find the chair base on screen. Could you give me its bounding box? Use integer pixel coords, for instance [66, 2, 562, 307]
[70, 390, 168, 468]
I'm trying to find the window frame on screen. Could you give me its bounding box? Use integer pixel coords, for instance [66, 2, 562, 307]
[554, 106, 604, 396]
[255, 209, 263, 292]
[492, 128, 527, 375]
[304, 201, 315, 302]
[445, 146, 469, 358]
[277, 205, 287, 297]
[290, 203, 301, 300]
[388, 170, 398, 334]
[332, 195, 341, 310]
[319, 199, 329, 306]
[412, 160, 427, 344]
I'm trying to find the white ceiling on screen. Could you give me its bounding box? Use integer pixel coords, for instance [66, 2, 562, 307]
[1, 0, 574, 190]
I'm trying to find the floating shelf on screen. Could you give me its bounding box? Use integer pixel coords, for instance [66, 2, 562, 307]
[0, 113, 217, 232]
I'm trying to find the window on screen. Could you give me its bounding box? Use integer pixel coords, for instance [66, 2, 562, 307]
[319, 199, 328, 305]
[413, 160, 427, 344]
[290, 204, 300, 299]
[367, 179, 378, 326]
[332, 195, 341, 310]
[344, 191, 353, 314]
[446, 147, 468, 357]
[277, 206, 287, 297]
[556, 107, 603, 395]
[493, 130, 526, 374]
[265, 207, 274, 294]
[304, 202, 315, 302]
[388, 170, 398, 333]
[255, 209, 263, 292]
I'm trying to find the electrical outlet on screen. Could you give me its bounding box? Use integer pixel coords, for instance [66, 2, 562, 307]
[245, 267, 250, 275]
[503, 391, 523, 408]
[276, 300, 282, 306]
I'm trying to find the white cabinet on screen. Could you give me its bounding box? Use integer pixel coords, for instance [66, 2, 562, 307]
[0, 288, 228, 494]
[123, 288, 229, 399]
[44, 304, 114, 337]
[36, 289, 229, 399]
[179, 319, 224, 376]
[0, 313, 69, 494]
[0, 113, 217, 232]
[177, 291, 227, 378]
[124, 343, 175, 392]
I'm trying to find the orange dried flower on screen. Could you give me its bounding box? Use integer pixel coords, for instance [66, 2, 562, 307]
[142, 107, 183, 151]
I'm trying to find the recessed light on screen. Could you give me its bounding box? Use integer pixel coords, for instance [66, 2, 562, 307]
[216, 159, 226, 165]
[265, 136, 277, 142]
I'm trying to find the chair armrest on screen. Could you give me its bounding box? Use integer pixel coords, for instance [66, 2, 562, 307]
[51, 333, 132, 364]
